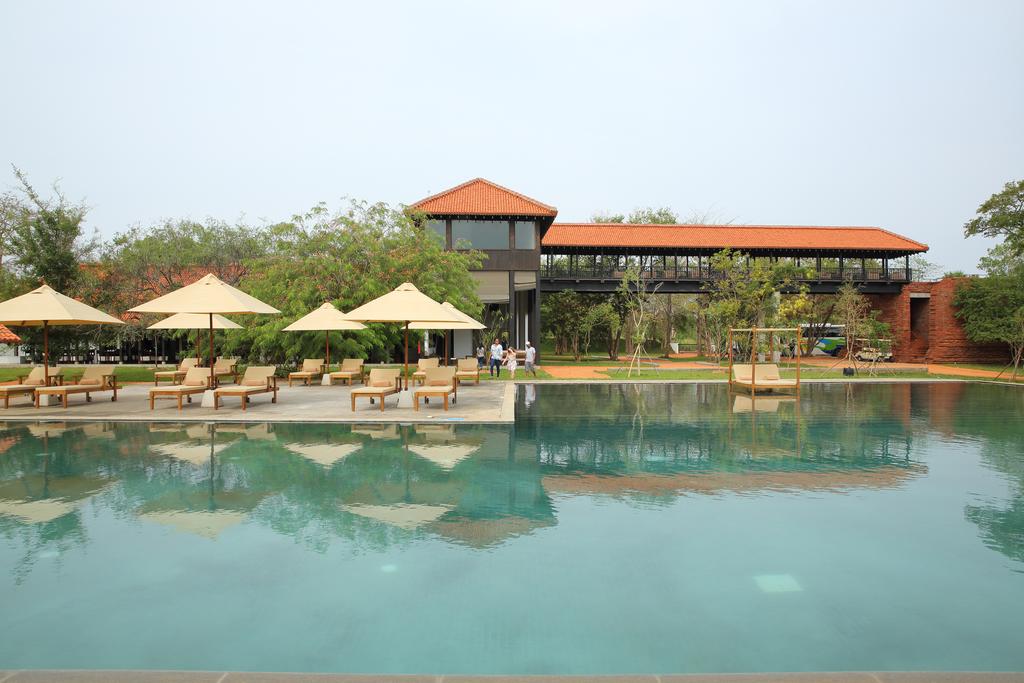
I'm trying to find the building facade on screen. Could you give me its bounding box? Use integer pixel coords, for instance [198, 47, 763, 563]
[411, 178, 996, 363]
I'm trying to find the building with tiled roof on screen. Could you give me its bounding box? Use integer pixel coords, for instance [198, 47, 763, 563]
[0, 324, 21, 345]
[410, 178, 557, 217]
[410, 178, 929, 358]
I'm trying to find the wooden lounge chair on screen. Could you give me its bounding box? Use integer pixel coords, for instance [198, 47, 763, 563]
[731, 364, 798, 393]
[213, 357, 240, 385]
[412, 357, 439, 386]
[149, 367, 211, 410]
[213, 366, 278, 410]
[35, 366, 118, 408]
[454, 357, 480, 386]
[1, 366, 54, 408]
[413, 367, 457, 411]
[288, 358, 325, 387]
[329, 358, 365, 385]
[350, 368, 401, 412]
[153, 357, 199, 386]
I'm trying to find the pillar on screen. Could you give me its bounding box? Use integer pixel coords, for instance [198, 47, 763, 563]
[507, 271, 516, 346]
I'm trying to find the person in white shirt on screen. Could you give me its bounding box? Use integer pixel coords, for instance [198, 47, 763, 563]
[489, 338, 503, 377]
[524, 340, 537, 377]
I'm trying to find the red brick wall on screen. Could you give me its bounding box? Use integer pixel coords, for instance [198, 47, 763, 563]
[924, 278, 1008, 363]
[869, 278, 1009, 363]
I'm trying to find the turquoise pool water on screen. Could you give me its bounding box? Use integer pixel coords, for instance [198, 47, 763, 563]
[0, 382, 1022, 674]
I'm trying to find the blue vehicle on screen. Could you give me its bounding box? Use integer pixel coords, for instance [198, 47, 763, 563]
[799, 324, 847, 356]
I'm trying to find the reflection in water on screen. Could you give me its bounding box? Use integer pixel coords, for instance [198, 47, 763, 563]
[0, 383, 1021, 576]
[1, 383, 1024, 674]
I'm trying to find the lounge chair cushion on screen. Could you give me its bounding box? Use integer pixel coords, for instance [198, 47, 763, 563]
[0, 384, 34, 393]
[219, 385, 266, 394]
[370, 379, 393, 388]
[352, 385, 394, 395]
[297, 359, 323, 373]
[421, 368, 457, 389]
[416, 383, 453, 393]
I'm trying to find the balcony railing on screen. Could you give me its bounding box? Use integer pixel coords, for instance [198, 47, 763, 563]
[541, 263, 913, 283]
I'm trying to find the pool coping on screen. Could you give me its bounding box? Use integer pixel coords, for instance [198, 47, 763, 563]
[2, 670, 1022, 682]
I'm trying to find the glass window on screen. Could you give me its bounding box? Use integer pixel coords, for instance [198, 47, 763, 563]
[452, 220, 509, 250]
[426, 219, 446, 245]
[514, 221, 536, 250]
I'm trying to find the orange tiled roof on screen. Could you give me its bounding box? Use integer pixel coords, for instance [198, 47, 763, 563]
[410, 178, 557, 217]
[543, 223, 928, 253]
[0, 324, 21, 344]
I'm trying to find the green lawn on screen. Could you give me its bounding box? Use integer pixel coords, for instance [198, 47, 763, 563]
[0, 363, 1007, 385]
[0, 366, 167, 383]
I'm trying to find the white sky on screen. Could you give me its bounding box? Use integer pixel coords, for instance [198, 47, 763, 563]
[2, 1, 1021, 272]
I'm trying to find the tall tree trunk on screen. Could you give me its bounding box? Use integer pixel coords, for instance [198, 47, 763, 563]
[663, 294, 673, 357]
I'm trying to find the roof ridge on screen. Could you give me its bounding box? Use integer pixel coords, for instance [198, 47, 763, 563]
[549, 223, 929, 251]
[410, 177, 557, 214]
[554, 222, 886, 230]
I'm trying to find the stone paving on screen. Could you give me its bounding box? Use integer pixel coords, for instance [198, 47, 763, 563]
[0, 380, 514, 424]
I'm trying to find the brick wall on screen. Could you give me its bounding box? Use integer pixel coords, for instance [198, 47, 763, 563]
[869, 278, 1009, 363]
[924, 278, 1008, 363]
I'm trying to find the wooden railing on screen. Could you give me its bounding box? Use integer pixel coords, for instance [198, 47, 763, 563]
[541, 262, 914, 283]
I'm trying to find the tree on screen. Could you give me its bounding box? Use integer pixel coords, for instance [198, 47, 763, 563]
[591, 212, 626, 224]
[955, 272, 1024, 380]
[8, 166, 96, 293]
[98, 217, 271, 359]
[696, 250, 810, 362]
[910, 254, 942, 281]
[978, 242, 1024, 277]
[223, 201, 483, 364]
[589, 207, 683, 357]
[541, 290, 591, 360]
[0, 191, 21, 270]
[833, 282, 890, 372]
[964, 179, 1024, 255]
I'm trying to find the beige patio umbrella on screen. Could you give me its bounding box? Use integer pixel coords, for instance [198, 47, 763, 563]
[282, 303, 365, 370]
[129, 273, 279, 388]
[345, 283, 462, 389]
[148, 313, 242, 367]
[0, 284, 125, 382]
[409, 301, 485, 366]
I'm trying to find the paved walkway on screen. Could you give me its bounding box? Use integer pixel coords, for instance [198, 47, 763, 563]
[0, 381, 514, 424]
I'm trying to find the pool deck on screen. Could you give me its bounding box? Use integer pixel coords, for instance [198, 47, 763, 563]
[1, 670, 1021, 682]
[0, 381, 514, 424]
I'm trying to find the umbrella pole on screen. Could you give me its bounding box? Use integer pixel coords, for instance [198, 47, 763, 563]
[209, 314, 215, 388]
[325, 332, 330, 372]
[404, 321, 409, 391]
[196, 329, 201, 366]
[43, 320, 49, 384]
[444, 331, 448, 367]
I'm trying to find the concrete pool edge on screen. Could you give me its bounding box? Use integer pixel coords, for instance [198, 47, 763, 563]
[3, 670, 1024, 682]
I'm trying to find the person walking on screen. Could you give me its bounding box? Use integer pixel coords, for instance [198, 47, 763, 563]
[489, 338, 503, 378]
[476, 343, 486, 369]
[524, 340, 538, 378]
[504, 346, 518, 379]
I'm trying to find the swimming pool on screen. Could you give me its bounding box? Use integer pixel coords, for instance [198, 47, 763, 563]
[1, 383, 1022, 675]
